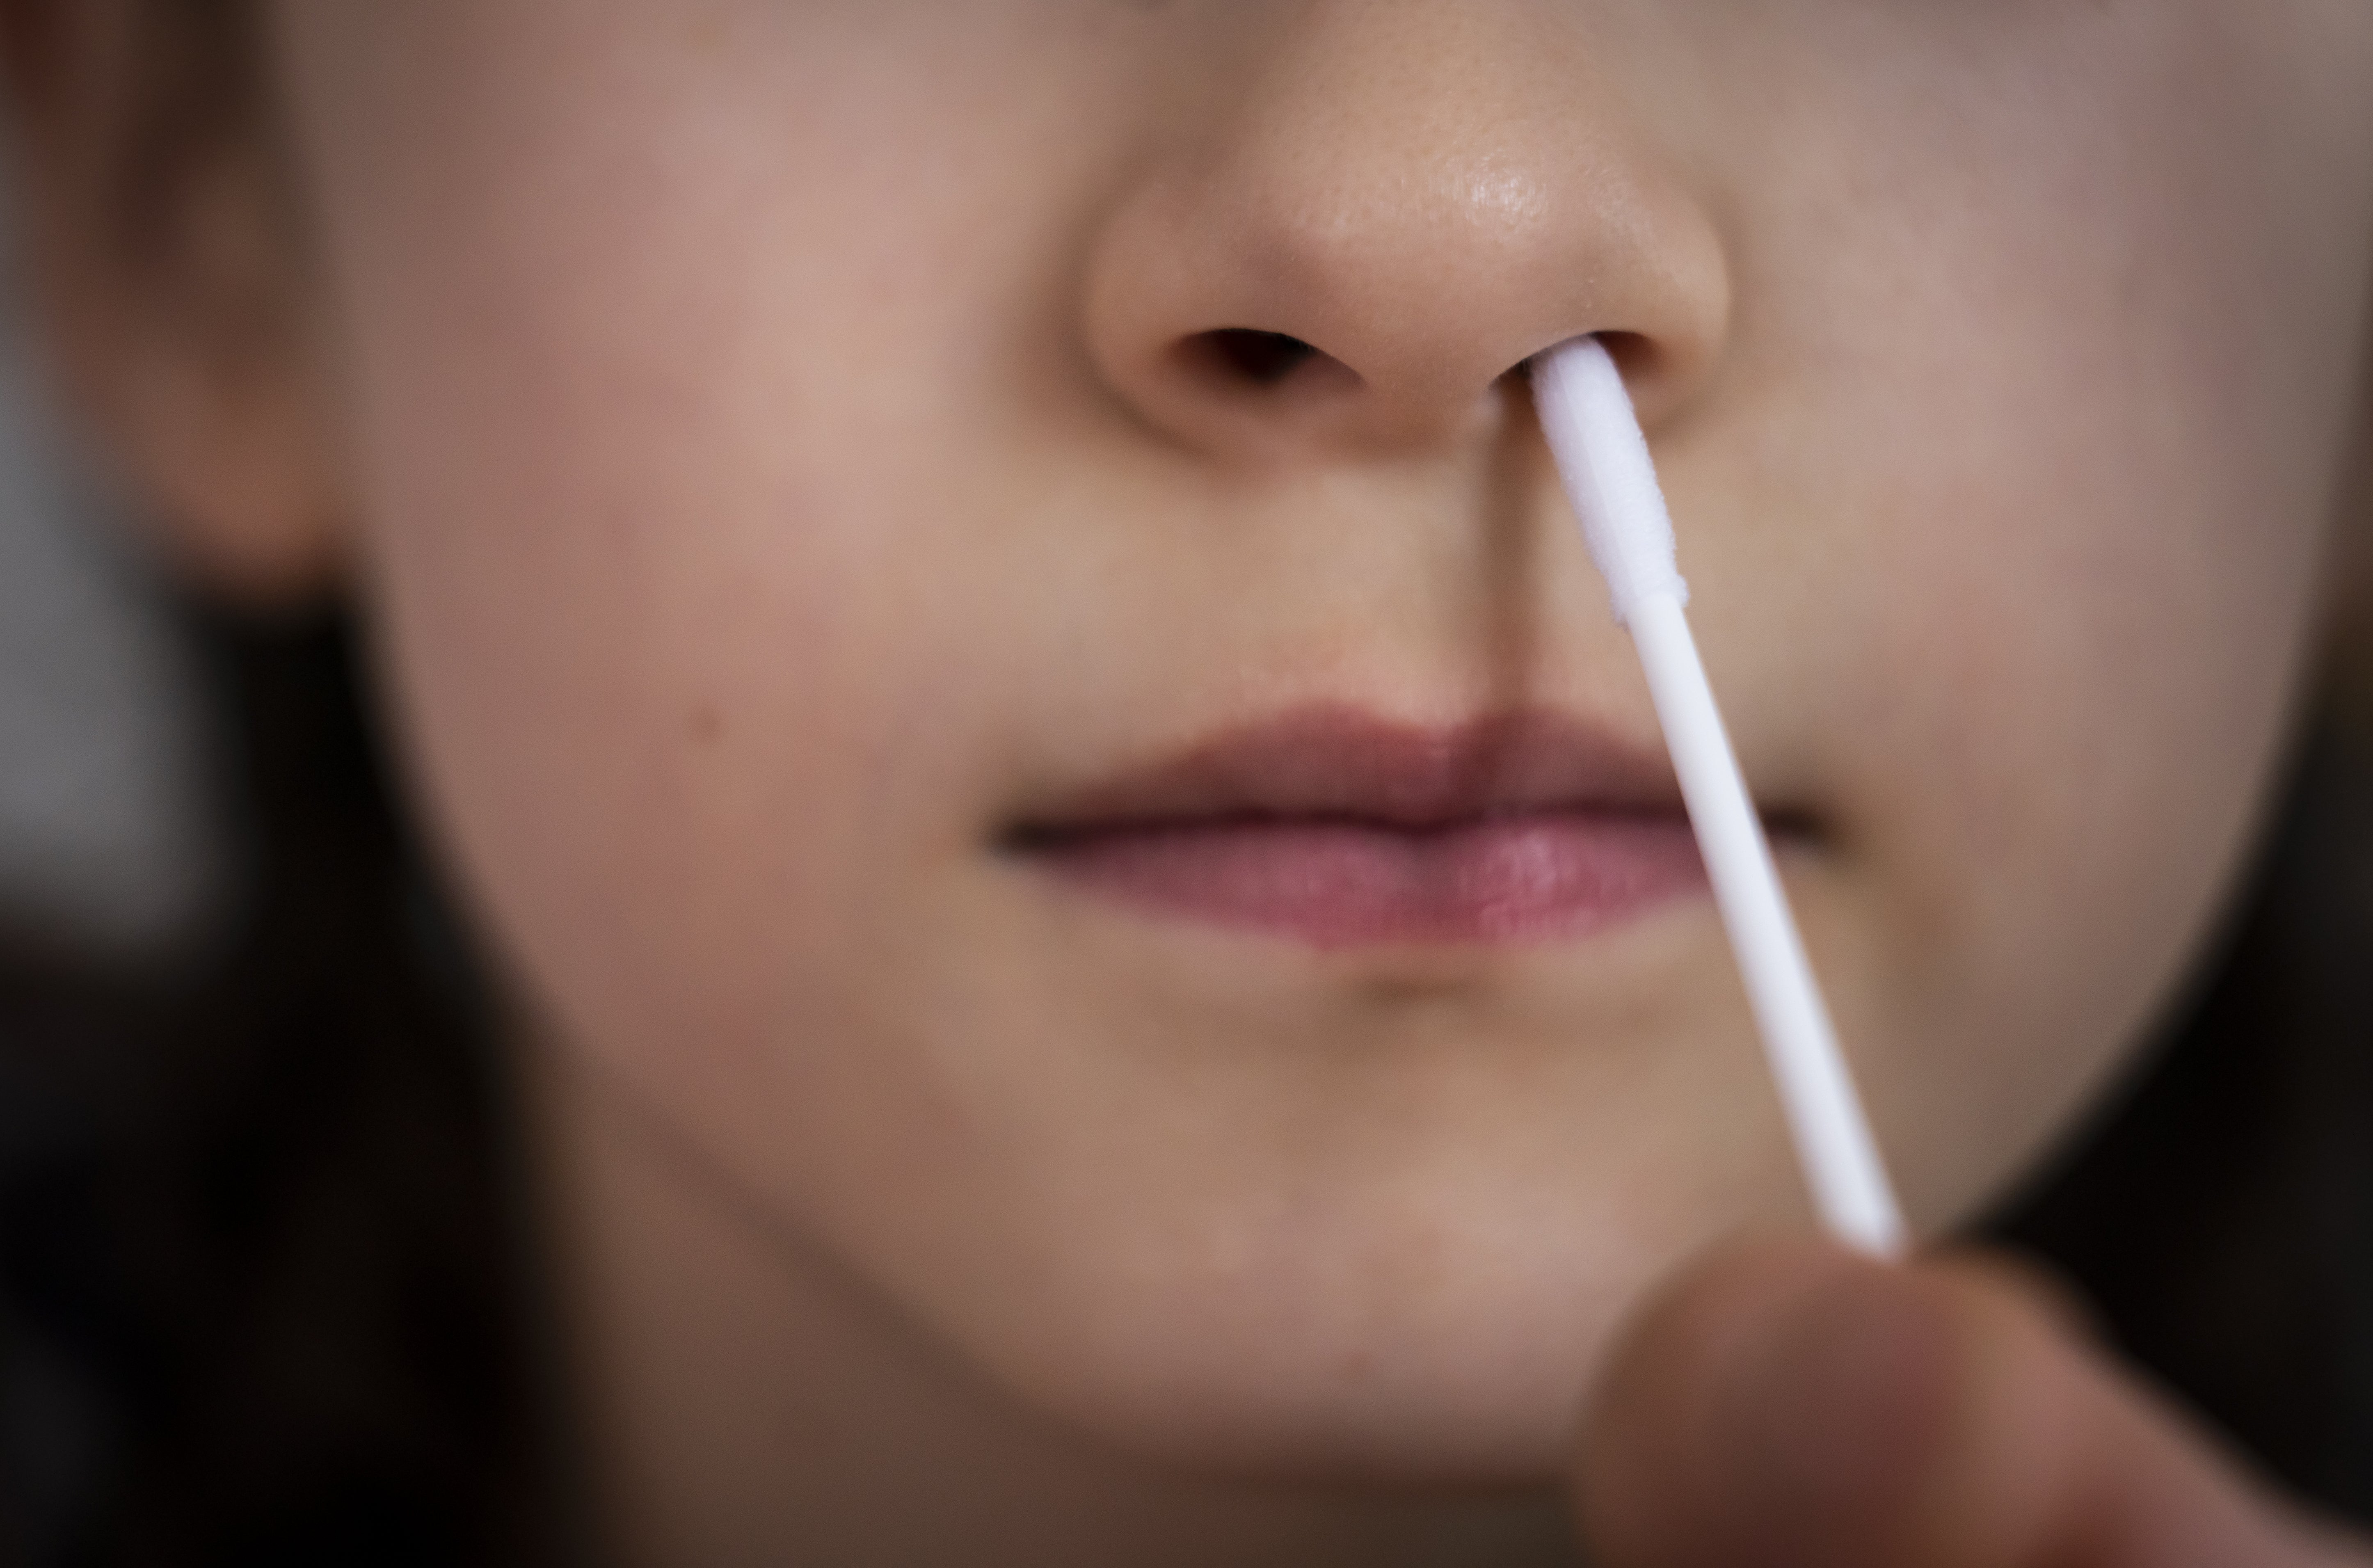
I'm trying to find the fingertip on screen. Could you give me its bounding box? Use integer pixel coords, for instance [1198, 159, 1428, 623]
[1574, 1236, 2365, 1568]
[1575, 1236, 1979, 1568]
[1921, 1245, 2103, 1349]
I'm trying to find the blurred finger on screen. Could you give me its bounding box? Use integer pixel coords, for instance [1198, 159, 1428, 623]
[1575, 1237, 2367, 1568]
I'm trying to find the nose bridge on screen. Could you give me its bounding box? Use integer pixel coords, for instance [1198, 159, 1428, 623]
[1084, 0, 1729, 458]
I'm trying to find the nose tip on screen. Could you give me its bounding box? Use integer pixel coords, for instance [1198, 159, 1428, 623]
[1081, 9, 1728, 465]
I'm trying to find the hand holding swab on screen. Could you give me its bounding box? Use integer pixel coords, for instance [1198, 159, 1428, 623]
[1532, 337, 1907, 1259]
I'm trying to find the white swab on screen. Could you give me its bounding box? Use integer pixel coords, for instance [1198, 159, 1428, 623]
[1533, 336, 1907, 1259]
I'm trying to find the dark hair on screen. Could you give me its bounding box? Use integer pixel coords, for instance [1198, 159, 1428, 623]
[0, 0, 266, 247]
[0, 610, 574, 1566]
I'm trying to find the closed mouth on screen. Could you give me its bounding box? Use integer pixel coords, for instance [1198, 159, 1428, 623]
[1001, 704, 1716, 949]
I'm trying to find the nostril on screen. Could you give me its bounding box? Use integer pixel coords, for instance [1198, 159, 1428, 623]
[1188, 328, 1324, 389]
[1593, 329, 1658, 380]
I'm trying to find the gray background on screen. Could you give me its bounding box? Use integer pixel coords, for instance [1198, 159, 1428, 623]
[0, 198, 231, 962]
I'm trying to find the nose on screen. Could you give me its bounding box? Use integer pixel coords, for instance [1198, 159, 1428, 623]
[1083, 2, 1729, 465]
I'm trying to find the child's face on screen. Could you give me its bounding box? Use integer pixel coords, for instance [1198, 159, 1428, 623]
[264, 2, 2369, 1477]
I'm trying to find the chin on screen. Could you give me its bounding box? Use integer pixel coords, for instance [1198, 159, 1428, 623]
[935, 1191, 1716, 1486]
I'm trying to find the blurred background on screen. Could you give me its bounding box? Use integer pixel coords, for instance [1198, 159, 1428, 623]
[0, 192, 234, 969]
[0, 175, 236, 1558]
[0, 165, 551, 1560]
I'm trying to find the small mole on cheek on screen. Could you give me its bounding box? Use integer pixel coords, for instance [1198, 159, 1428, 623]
[689, 706, 724, 745]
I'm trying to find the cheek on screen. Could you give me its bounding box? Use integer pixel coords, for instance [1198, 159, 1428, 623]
[348, 319, 1032, 1138]
[1686, 5, 2369, 1220]
[323, 356, 942, 1202]
[286, 2, 1100, 1102]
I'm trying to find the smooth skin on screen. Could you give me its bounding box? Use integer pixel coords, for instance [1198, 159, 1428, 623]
[5, 1, 2373, 1562]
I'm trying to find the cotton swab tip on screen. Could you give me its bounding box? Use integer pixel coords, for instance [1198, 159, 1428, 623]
[1531, 337, 1688, 627]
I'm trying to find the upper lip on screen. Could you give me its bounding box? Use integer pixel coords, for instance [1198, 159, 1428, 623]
[1004, 704, 1687, 841]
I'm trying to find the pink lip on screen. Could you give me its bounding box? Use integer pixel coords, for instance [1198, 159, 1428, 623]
[1004, 706, 1710, 949]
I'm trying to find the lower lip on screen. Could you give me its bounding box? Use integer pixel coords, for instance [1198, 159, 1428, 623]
[1017, 812, 1706, 949]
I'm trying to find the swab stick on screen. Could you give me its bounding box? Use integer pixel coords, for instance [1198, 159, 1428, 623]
[1533, 336, 1907, 1259]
